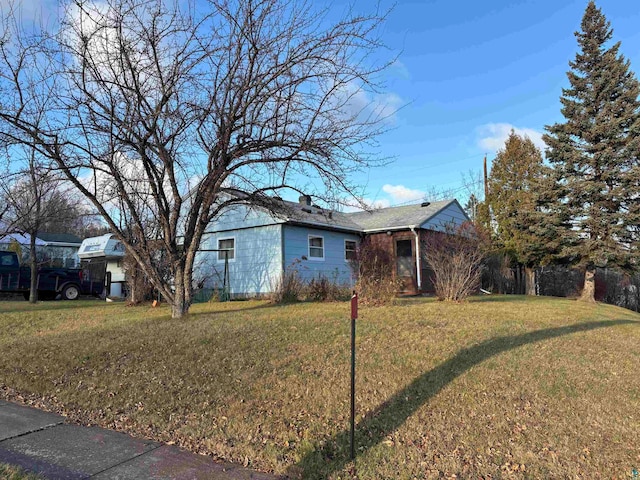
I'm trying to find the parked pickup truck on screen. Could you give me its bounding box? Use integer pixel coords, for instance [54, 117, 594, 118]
[0, 250, 104, 300]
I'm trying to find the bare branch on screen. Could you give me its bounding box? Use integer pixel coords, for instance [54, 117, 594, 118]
[0, 0, 393, 317]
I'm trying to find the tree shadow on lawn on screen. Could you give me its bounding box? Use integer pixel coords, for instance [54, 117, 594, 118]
[397, 294, 540, 308]
[291, 318, 639, 479]
[468, 294, 541, 303]
[184, 301, 289, 322]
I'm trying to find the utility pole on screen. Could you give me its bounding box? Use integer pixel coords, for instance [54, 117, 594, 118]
[483, 155, 489, 200]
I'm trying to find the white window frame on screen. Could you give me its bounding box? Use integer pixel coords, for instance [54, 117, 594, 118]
[344, 239, 357, 262]
[308, 235, 325, 261]
[217, 237, 236, 262]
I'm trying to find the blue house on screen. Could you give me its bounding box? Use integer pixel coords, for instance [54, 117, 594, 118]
[195, 194, 470, 297]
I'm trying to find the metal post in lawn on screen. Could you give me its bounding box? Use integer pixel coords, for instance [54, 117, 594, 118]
[224, 250, 230, 302]
[350, 291, 358, 460]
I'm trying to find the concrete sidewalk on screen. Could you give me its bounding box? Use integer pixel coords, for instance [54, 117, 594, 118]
[0, 400, 281, 479]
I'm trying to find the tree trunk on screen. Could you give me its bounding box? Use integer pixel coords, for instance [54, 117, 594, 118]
[514, 265, 523, 294]
[524, 266, 536, 296]
[171, 266, 191, 319]
[171, 297, 189, 318]
[28, 232, 38, 303]
[171, 284, 190, 318]
[579, 266, 596, 302]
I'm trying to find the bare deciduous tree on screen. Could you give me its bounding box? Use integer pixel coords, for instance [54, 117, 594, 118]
[1, 160, 80, 302]
[0, 0, 392, 317]
[422, 223, 485, 302]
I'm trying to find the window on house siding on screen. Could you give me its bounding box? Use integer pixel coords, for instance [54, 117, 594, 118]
[345, 240, 357, 261]
[308, 235, 324, 260]
[218, 238, 235, 261]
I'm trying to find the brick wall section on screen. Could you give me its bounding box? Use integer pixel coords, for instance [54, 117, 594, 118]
[366, 230, 417, 294]
[365, 229, 449, 295]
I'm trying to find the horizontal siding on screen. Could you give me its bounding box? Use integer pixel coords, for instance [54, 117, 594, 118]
[195, 224, 282, 296]
[283, 225, 359, 286]
[421, 202, 469, 232]
[206, 203, 282, 232]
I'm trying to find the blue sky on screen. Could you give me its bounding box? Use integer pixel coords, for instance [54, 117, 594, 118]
[4, 0, 639, 210]
[342, 0, 640, 209]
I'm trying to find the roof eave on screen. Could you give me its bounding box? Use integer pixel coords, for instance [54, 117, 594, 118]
[361, 225, 417, 233]
[285, 220, 363, 234]
[40, 241, 82, 247]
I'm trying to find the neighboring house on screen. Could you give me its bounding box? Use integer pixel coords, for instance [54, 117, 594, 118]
[0, 230, 83, 268]
[195, 194, 470, 297]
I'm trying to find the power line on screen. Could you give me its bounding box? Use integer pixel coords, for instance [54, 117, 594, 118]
[377, 179, 484, 209]
[390, 152, 487, 177]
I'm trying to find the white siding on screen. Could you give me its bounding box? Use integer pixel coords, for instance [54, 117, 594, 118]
[206, 203, 282, 232]
[195, 224, 282, 296]
[195, 202, 284, 296]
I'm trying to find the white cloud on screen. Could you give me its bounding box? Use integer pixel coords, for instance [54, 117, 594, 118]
[342, 184, 425, 212]
[371, 92, 403, 121]
[341, 196, 391, 212]
[390, 59, 410, 80]
[477, 123, 546, 153]
[364, 198, 391, 209]
[382, 184, 425, 203]
[336, 80, 403, 125]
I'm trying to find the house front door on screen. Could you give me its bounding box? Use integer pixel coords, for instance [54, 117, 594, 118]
[395, 239, 414, 293]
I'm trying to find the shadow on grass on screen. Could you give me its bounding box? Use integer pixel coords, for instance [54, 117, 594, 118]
[187, 300, 282, 320]
[397, 294, 541, 307]
[291, 319, 638, 479]
[468, 294, 539, 303]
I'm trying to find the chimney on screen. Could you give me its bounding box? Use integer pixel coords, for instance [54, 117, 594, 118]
[298, 195, 312, 206]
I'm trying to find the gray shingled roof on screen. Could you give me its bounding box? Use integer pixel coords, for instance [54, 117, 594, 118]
[221, 189, 461, 233]
[275, 199, 363, 232]
[36, 232, 83, 244]
[344, 200, 455, 232]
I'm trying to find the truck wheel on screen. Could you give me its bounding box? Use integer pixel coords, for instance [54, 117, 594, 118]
[62, 284, 80, 301]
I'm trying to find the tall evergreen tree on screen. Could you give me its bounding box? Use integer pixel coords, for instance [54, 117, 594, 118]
[543, 1, 640, 302]
[487, 131, 551, 295]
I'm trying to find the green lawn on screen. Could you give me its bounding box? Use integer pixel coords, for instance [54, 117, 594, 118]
[1, 296, 640, 478]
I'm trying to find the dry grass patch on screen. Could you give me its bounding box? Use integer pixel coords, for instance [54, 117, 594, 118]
[1, 297, 640, 478]
[0, 463, 45, 480]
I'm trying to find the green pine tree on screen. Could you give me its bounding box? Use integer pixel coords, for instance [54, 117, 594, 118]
[543, 1, 640, 302]
[487, 131, 551, 295]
